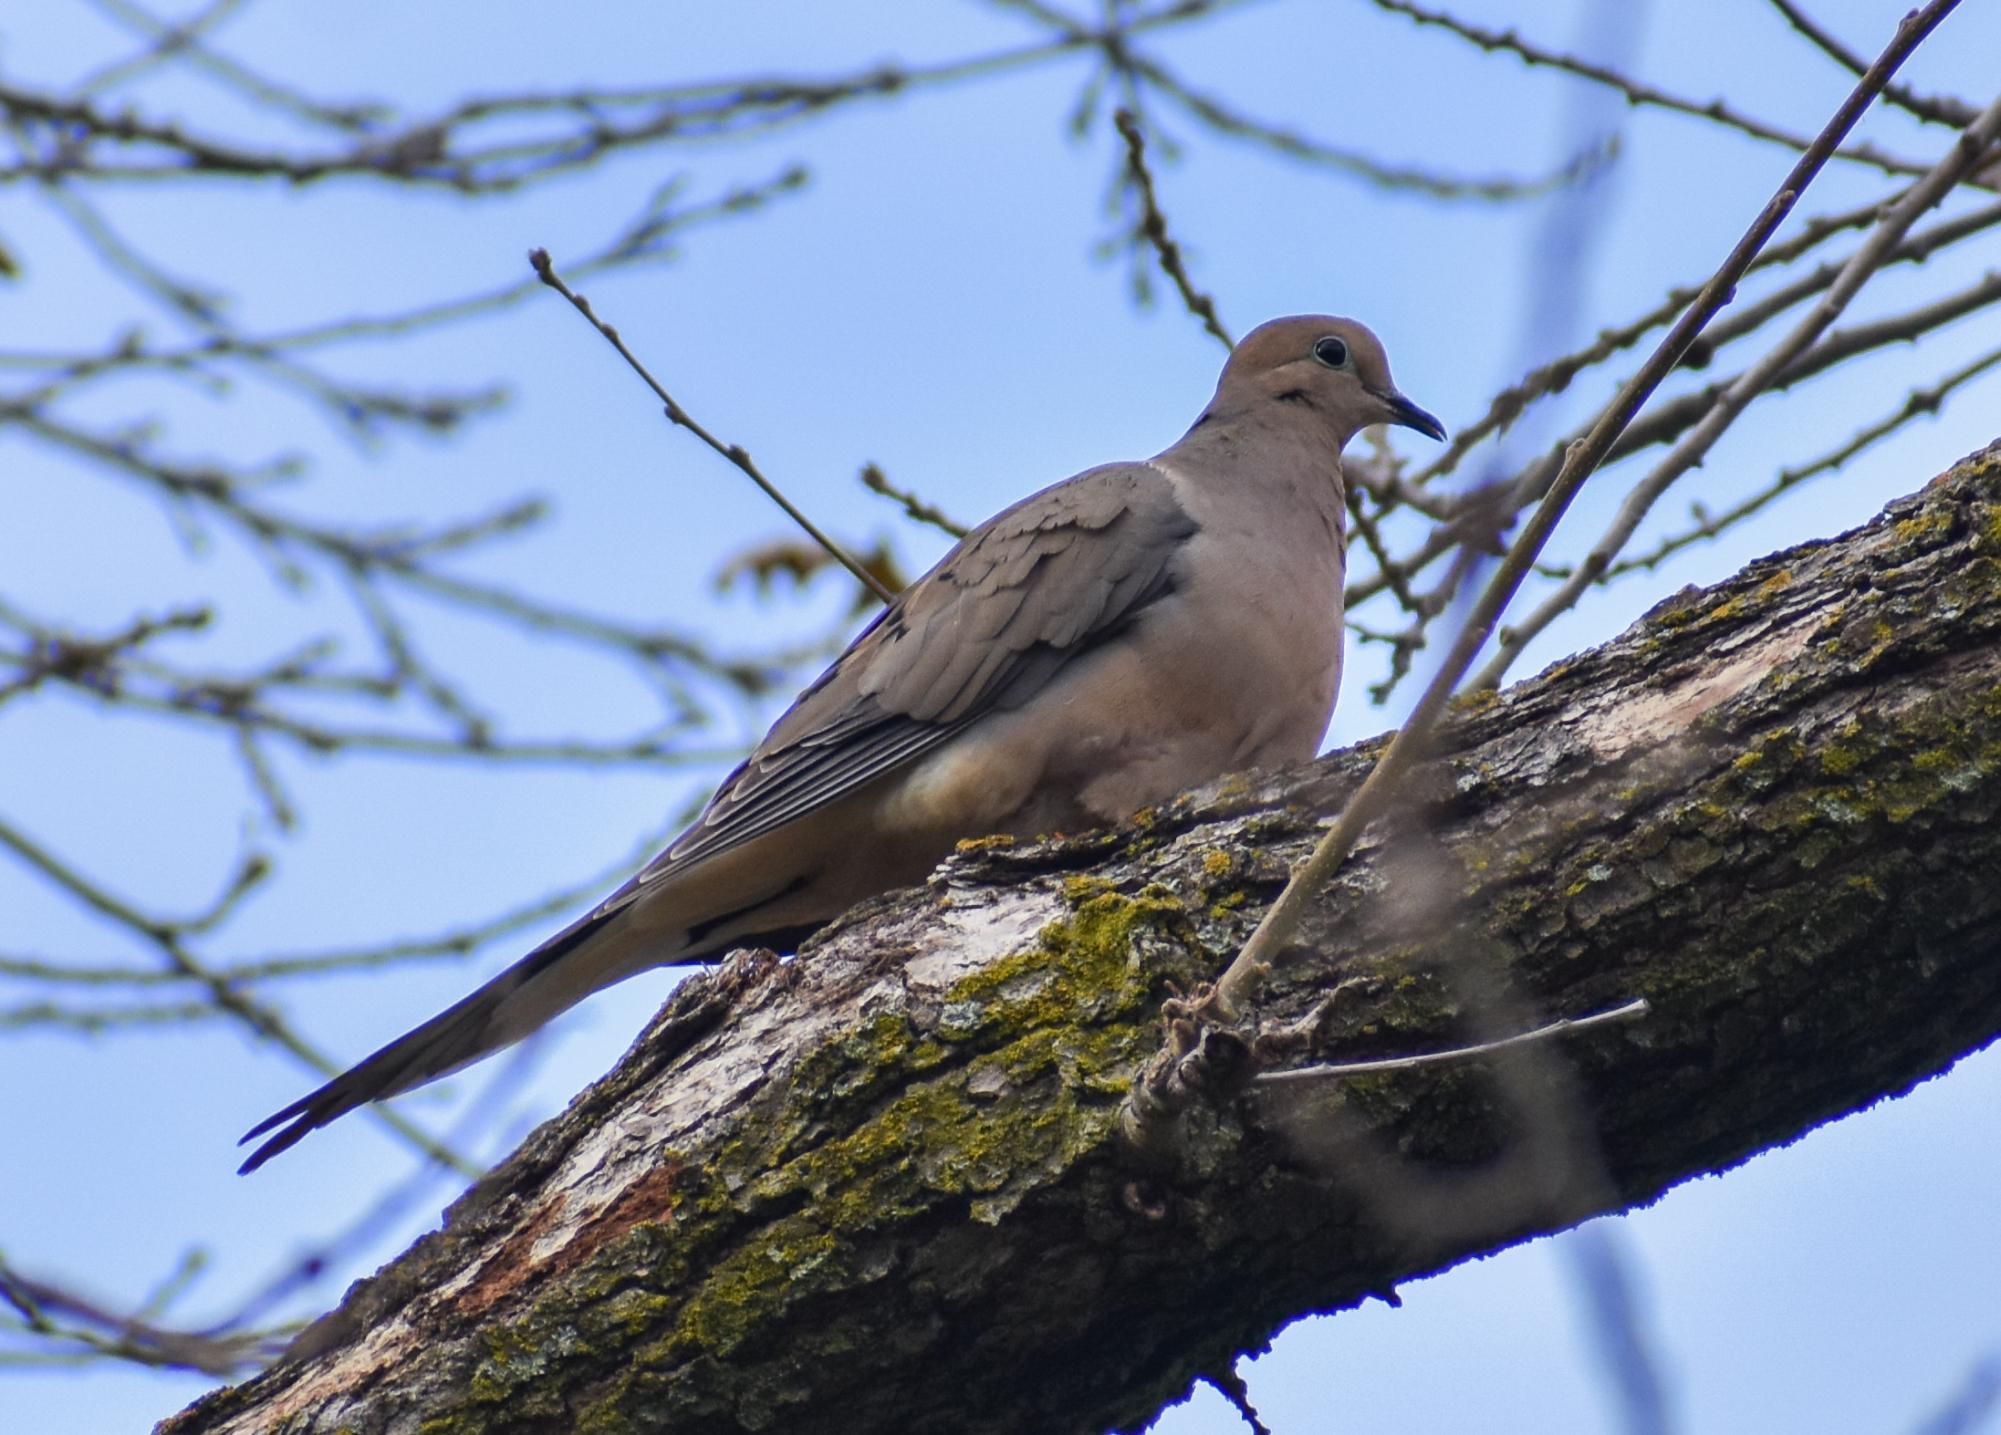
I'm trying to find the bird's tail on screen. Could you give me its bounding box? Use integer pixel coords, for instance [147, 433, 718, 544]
[237, 904, 653, 1174]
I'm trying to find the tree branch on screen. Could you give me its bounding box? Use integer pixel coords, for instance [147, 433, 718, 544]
[164, 440, 2001, 1433]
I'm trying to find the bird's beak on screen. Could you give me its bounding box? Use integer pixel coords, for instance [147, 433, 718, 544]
[1376, 389, 1446, 442]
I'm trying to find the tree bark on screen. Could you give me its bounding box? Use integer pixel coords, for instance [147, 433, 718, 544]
[165, 441, 2001, 1435]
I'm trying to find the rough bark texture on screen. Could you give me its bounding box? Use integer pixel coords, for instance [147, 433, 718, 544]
[165, 442, 2001, 1435]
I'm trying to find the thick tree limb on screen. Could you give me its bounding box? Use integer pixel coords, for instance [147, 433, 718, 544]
[166, 441, 2001, 1435]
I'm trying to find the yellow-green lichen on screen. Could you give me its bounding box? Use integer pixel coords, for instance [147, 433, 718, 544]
[947, 886, 1186, 1031]
[1893, 508, 1956, 545]
[1062, 873, 1117, 905]
[1209, 890, 1249, 920]
[1819, 744, 1863, 776]
[954, 833, 1017, 854]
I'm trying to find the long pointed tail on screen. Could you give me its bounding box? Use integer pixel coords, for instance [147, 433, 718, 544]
[238, 906, 647, 1173]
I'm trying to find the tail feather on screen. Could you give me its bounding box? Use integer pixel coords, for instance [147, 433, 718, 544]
[238, 979, 510, 1173]
[238, 845, 838, 1172]
[238, 904, 649, 1174]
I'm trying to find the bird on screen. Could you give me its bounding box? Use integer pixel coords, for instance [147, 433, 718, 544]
[238, 315, 1443, 1173]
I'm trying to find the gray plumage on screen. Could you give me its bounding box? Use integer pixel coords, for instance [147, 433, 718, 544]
[239, 315, 1442, 1172]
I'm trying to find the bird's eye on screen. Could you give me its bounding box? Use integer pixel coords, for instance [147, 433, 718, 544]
[1313, 336, 1350, 369]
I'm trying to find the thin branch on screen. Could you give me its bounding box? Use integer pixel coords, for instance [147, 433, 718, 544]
[0, 1257, 270, 1375]
[529, 248, 896, 606]
[0, 8, 1240, 189]
[1348, 239, 2001, 624]
[1127, 46, 1612, 201]
[1345, 483, 1425, 619]
[3, 999, 222, 1033]
[79, 0, 384, 132]
[1560, 1224, 1674, 1435]
[0, 167, 809, 376]
[1112, 108, 1233, 349]
[1409, 191, 1898, 492]
[342, 564, 492, 744]
[1596, 341, 2001, 580]
[1370, 0, 1964, 187]
[39, 179, 226, 326]
[0, 953, 168, 985]
[0, 602, 210, 705]
[1475, 88, 2001, 688]
[0, 815, 479, 1176]
[1254, 999, 1648, 1086]
[859, 463, 969, 539]
[1908, 1353, 2001, 1435]
[991, 0, 1566, 202]
[5, 407, 747, 694]
[72, 0, 247, 98]
[1764, 0, 1980, 127]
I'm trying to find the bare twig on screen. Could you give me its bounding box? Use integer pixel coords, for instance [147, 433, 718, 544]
[0, 1255, 271, 1375]
[0, 815, 479, 1176]
[1127, 47, 1613, 202]
[1347, 223, 2001, 627]
[0, 168, 808, 379]
[1345, 482, 1427, 619]
[859, 463, 969, 539]
[994, 0, 1583, 201]
[77, 0, 377, 132]
[1112, 108, 1234, 349]
[6, 406, 746, 695]
[1595, 342, 2001, 580]
[2, 999, 222, 1033]
[529, 248, 896, 606]
[1253, 999, 1648, 1085]
[0, 6, 1256, 191]
[73, 0, 249, 98]
[1765, 0, 1980, 127]
[1409, 191, 1901, 491]
[1370, 0, 1963, 186]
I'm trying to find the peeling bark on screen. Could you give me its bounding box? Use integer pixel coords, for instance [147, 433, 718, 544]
[164, 441, 2001, 1435]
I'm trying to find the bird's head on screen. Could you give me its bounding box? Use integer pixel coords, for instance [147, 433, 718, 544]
[1212, 314, 1445, 448]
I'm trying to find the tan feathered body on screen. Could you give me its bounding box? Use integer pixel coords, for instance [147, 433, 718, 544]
[239, 315, 1441, 1171]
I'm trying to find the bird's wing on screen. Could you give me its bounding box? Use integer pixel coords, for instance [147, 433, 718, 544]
[622, 460, 1197, 892]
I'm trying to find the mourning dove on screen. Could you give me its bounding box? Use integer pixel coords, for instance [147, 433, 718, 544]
[239, 315, 1443, 1172]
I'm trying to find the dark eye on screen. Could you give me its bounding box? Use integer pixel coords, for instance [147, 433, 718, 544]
[1313, 336, 1350, 369]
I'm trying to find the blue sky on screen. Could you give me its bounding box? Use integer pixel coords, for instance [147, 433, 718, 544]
[3, 2, 1999, 1431]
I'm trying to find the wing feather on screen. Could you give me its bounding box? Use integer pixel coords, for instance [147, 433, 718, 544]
[625, 463, 1196, 890]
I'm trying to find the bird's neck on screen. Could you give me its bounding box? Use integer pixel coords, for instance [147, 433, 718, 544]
[1162, 404, 1350, 510]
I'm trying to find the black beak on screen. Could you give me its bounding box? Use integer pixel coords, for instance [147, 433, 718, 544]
[1378, 389, 1446, 442]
